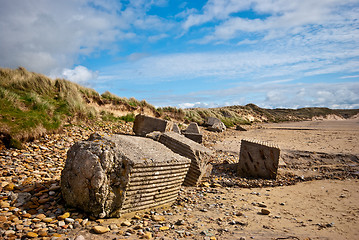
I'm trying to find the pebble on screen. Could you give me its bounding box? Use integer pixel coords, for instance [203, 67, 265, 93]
[151, 215, 165, 222]
[159, 226, 169, 231]
[26, 232, 39, 238]
[261, 209, 271, 215]
[121, 220, 132, 226]
[92, 225, 110, 234]
[142, 231, 152, 239]
[74, 235, 86, 240]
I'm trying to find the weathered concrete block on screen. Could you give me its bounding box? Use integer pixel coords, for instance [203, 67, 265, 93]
[237, 139, 280, 179]
[158, 132, 213, 186]
[183, 122, 202, 143]
[208, 122, 226, 132]
[183, 133, 202, 144]
[133, 114, 173, 136]
[172, 123, 181, 134]
[61, 133, 190, 218]
[184, 122, 200, 134]
[204, 117, 221, 126]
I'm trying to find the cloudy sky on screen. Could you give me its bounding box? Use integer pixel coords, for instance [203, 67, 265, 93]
[1, 0, 359, 109]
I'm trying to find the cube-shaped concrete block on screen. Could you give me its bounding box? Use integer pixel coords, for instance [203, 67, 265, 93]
[159, 132, 213, 186]
[133, 114, 173, 136]
[237, 139, 280, 179]
[61, 133, 190, 218]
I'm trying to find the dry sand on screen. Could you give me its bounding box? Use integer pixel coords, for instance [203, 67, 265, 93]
[74, 119, 359, 240]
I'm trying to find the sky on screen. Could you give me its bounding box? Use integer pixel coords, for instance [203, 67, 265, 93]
[1, 0, 359, 109]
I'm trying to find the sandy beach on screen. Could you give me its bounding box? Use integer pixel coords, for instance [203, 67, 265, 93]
[1, 118, 358, 240]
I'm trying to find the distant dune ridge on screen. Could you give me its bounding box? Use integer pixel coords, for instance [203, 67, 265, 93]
[1, 67, 358, 148]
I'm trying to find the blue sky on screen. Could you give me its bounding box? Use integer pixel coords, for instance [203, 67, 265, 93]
[1, 0, 359, 109]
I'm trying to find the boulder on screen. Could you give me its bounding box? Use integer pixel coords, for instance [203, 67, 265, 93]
[158, 132, 214, 186]
[133, 114, 173, 136]
[183, 122, 202, 144]
[237, 139, 280, 179]
[61, 133, 190, 218]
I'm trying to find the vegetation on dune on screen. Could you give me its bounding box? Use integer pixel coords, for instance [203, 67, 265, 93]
[0, 67, 151, 148]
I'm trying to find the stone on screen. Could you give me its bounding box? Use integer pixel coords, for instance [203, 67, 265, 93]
[121, 220, 132, 226]
[0, 201, 10, 208]
[92, 225, 110, 234]
[151, 215, 165, 222]
[142, 231, 152, 239]
[58, 212, 70, 220]
[26, 232, 38, 238]
[158, 132, 214, 186]
[5, 230, 16, 236]
[159, 226, 169, 231]
[42, 217, 53, 223]
[261, 209, 270, 215]
[133, 114, 173, 136]
[75, 235, 86, 240]
[237, 139, 280, 179]
[61, 133, 191, 218]
[4, 183, 15, 191]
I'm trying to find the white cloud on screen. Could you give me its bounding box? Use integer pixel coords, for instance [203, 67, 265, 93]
[0, 0, 173, 75]
[173, 81, 359, 109]
[59, 66, 98, 85]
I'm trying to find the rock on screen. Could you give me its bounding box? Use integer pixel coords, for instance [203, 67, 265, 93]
[65, 217, 75, 223]
[142, 231, 152, 239]
[261, 209, 270, 215]
[133, 114, 173, 136]
[159, 226, 169, 231]
[121, 220, 132, 226]
[61, 133, 191, 218]
[4, 230, 16, 236]
[42, 217, 53, 223]
[26, 232, 38, 238]
[74, 235, 86, 240]
[92, 225, 110, 234]
[0, 201, 10, 208]
[4, 183, 15, 191]
[175, 219, 185, 225]
[151, 215, 165, 222]
[158, 132, 214, 186]
[237, 139, 280, 179]
[58, 212, 70, 220]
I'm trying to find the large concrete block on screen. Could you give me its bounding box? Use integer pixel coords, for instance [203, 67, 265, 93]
[133, 114, 173, 136]
[158, 132, 213, 186]
[204, 117, 221, 126]
[237, 139, 280, 179]
[61, 133, 190, 218]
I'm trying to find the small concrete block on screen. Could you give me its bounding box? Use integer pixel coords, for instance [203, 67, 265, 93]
[237, 139, 280, 179]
